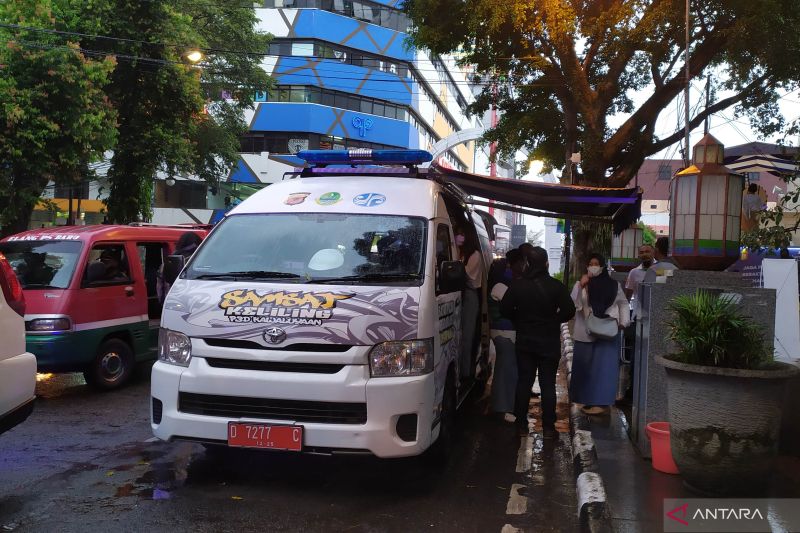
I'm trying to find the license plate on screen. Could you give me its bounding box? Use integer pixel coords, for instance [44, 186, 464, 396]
[227, 423, 303, 451]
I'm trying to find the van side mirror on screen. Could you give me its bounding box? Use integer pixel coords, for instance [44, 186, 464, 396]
[439, 260, 466, 293]
[164, 255, 185, 285]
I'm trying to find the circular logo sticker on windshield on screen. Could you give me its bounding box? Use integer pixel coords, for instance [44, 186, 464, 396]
[316, 192, 342, 205]
[353, 193, 386, 207]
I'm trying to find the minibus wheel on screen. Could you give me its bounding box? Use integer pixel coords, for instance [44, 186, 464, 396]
[84, 338, 134, 390]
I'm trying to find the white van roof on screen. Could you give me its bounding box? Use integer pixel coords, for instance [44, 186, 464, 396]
[229, 176, 441, 219]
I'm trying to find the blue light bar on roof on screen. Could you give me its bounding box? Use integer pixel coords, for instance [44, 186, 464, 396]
[297, 149, 433, 166]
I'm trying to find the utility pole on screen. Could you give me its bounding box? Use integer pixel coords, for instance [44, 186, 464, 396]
[684, 0, 691, 167]
[488, 81, 498, 216]
[704, 75, 711, 135]
[562, 143, 577, 287]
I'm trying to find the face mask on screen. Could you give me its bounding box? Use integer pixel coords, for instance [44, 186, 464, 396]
[455, 234, 465, 246]
[587, 265, 602, 277]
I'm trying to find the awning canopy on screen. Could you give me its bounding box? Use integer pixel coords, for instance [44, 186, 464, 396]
[431, 164, 642, 234]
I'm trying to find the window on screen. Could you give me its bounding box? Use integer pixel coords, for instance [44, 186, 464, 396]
[288, 138, 309, 154]
[289, 86, 308, 102]
[650, 204, 658, 209]
[155, 180, 208, 209]
[83, 244, 132, 285]
[436, 224, 452, 266]
[657, 164, 673, 181]
[186, 213, 427, 284]
[54, 181, 90, 200]
[0, 240, 83, 290]
[291, 42, 314, 56]
[745, 171, 760, 182]
[137, 243, 168, 319]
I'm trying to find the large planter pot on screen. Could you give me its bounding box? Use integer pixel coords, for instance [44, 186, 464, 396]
[656, 355, 799, 495]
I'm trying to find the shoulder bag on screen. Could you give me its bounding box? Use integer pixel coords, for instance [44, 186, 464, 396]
[582, 288, 619, 341]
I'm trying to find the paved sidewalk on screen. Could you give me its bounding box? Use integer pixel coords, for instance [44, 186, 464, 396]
[583, 405, 800, 532]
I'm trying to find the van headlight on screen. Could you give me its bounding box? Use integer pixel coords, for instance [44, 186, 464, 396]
[158, 328, 192, 367]
[369, 339, 433, 377]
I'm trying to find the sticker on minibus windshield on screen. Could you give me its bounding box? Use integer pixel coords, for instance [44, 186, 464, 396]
[218, 289, 352, 326]
[315, 192, 342, 206]
[284, 192, 310, 205]
[353, 193, 386, 207]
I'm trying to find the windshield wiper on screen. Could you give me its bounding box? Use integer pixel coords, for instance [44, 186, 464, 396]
[194, 271, 302, 280]
[314, 273, 421, 284]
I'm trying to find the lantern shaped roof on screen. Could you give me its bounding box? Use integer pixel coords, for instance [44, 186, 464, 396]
[676, 133, 735, 176]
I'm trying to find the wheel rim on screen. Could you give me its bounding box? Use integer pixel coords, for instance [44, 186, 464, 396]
[99, 351, 124, 382]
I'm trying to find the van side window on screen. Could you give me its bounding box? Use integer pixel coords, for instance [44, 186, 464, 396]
[137, 243, 168, 319]
[436, 224, 452, 267]
[84, 244, 131, 285]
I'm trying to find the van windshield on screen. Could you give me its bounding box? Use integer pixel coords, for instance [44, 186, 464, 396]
[186, 213, 427, 284]
[0, 240, 83, 289]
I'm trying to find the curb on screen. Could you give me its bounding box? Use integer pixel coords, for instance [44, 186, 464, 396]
[561, 324, 613, 533]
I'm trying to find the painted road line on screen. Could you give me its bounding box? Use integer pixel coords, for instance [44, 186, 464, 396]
[572, 429, 594, 459]
[505, 484, 528, 515]
[515, 436, 532, 473]
[576, 471, 606, 516]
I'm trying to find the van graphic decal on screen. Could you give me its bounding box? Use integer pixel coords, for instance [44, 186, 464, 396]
[284, 192, 310, 205]
[166, 283, 419, 345]
[315, 192, 342, 206]
[353, 193, 386, 207]
[218, 289, 352, 325]
[7, 234, 81, 241]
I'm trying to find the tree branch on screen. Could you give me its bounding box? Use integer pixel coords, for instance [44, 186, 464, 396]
[603, 73, 772, 188]
[648, 74, 770, 154]
[582, 37, 601, 71]
[602, 28, 732, 163]
[597, 0, 671, 110]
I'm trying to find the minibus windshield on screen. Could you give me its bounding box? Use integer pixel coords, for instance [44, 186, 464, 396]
[0, 240, 83, 289]
[186, 213, 427, 284]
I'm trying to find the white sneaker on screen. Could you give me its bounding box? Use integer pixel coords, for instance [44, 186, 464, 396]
[503, 413, 516, 423]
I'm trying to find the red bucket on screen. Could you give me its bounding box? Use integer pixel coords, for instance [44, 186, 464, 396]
[646, 422, 679, 474]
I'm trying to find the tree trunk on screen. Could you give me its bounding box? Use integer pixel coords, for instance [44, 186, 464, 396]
[106, 146, 156, 224]
[0, 175, 46, 238]
[570, 221, 613, 282]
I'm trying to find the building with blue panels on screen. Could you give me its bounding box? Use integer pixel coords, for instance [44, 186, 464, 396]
[217, 0, 482, 204]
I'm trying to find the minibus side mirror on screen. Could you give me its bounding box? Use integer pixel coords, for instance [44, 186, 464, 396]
[439, 260, 466, 293]
[164, 255, 185, 285]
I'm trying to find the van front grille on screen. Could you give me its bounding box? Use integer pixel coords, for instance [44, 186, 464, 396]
[205, 358, 344, 374]
[178, 392, 367, 425]
[202, 338, 352, 352]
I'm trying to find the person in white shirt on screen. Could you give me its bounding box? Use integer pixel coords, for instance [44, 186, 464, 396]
[458, 231, 482, 380]
[625, 244, 655, 319]
[742, 183, 765, 232]
[571, 253, 630, 415]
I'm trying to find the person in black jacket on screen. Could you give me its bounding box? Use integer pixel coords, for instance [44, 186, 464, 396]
[501, 246, 576, 439]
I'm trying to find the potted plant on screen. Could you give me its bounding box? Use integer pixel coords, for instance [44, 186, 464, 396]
[655, 290, 799, 496]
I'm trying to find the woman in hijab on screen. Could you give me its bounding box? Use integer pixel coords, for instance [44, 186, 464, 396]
[570, 253, 630, 415]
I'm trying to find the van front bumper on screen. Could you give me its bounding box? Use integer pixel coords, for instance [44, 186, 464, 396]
[150, 358, 437, 458]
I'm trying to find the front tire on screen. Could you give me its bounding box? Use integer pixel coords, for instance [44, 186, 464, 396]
[84, 338, 134, 390]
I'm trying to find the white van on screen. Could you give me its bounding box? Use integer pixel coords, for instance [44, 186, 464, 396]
[151, 150, 493, 458]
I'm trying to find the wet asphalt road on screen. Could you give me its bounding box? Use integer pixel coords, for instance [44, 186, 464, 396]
[0, 363, 578, 532]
